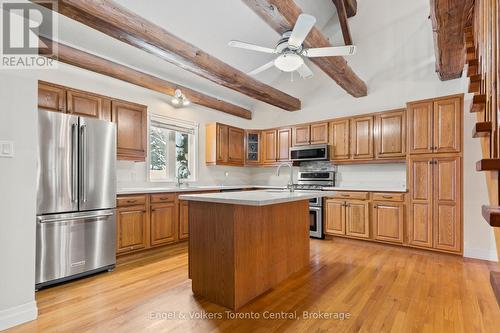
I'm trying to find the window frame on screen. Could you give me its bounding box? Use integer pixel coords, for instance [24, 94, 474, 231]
[147, 113, 199, 183]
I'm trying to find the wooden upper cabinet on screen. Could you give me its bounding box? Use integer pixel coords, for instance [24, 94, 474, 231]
[408, 101, 433, 154]
[350, 116, 374, 159]
[324, 199, 346, 235]
[112, 100, 147, 161]
[375, 109, 406, 158]
[228, 127, 245, 164]
[67, 90, 111, 121]
[38, 81, 66, 112]
[150, 202, 177, 246]
[345, 201, 370, 238]
[277, 128, 291, 161]
[206, 123, 245, 166]
[262, 129, 277, 164]
[116, 205, 148, 254]
[372, 201, 404, 244]
[408, 157, 433, 248]
[216, 124, 229, 163]
[433, 97, 461, 153]
[433, 156, 461, 252]
[245, 130, 261, 165]
[408, 95, 462, 155]
[329, 119, 350, 160]
[292, 125, 310, 146]
[310, 122, 329, 145]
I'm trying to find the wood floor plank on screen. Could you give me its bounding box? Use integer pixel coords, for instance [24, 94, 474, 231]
[5, 238, 500, 333]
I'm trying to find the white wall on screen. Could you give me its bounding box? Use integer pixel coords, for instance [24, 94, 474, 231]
[0, 71, 38, 330]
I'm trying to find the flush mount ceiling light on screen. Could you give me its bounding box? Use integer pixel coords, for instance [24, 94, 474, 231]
[274, 52, 304, 72]
[171, 89, 190, 107]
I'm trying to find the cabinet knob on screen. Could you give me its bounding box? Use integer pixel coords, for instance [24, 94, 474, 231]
[374, 205, 378, 208]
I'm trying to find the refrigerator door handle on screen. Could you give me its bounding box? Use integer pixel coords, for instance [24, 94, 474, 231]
[37, 212, 114, 224]
[80, 124, 87, 203]
[71, 123, 78, 203]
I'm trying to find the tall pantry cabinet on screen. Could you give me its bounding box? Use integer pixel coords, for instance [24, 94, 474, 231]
[407, 95, 463, 253]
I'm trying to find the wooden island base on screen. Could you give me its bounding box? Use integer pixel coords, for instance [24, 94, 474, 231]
[188, 200, 310, 310]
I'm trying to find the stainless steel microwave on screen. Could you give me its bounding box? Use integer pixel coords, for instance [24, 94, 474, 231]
[290, 144, 328, 161]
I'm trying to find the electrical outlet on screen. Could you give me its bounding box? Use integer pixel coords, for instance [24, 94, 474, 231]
[0, 141, 14, 158]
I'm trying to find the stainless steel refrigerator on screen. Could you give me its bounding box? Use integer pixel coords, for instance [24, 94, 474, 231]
[36, 110, 117, 288]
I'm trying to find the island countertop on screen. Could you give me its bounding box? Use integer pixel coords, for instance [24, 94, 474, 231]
[178, 189, 336, 206]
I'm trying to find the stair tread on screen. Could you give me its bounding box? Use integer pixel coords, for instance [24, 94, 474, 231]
[476, 159, 500, 171]
[470, 74, 482, 82]
[473, 122, 492, 138]
[482, 205, 500, 227]
[471, 94, 486, 112]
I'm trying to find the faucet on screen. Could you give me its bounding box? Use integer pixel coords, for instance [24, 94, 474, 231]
[276, 163, 295, 192]
[177, 164, 190, 188]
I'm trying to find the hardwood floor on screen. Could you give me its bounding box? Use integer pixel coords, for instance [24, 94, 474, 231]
[7, 238, 500, 333]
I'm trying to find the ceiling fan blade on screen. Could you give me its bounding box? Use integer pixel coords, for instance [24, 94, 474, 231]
[296, 63, 313, 79]
[248, 60, 275, 75]
[303, 45, 357, 57]
[288, 14, 316, 48]
[228, 40, 276, 54]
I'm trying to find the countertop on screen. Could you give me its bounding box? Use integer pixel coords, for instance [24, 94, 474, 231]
[117, 185, 285, 195]
[178, 190, 336, 206]
[322, 186, 407, 193]
[117, 185, 407, 195]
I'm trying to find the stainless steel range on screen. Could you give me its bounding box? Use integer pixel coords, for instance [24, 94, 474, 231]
[297, 170, 335, 238]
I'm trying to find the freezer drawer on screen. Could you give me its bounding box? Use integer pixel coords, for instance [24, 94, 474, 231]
[36, 209, 116, 287]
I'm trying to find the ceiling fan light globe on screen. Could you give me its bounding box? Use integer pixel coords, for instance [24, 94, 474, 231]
[274, 53, 303, 72]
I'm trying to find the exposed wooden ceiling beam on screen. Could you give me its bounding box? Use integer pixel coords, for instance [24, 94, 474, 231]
[40, 38, 252, 119]
[429, 0, 474, 80]
[332, 0, 352, 45]
[243, 0, 367, 97]
[31, 0, 301, 111]
[343, 0, 357, 17]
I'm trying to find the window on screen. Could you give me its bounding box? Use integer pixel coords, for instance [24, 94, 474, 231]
[149, 115, 198, 182]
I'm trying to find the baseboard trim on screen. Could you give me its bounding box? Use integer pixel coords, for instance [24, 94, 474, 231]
[464, 247, 499, 262]
[0, 301, 37, 331]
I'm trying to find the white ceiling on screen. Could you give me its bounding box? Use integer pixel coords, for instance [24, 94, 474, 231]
[44, 0, 343, 111]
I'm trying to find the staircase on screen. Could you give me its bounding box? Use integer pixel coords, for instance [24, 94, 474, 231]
[466, 0, 500, 304]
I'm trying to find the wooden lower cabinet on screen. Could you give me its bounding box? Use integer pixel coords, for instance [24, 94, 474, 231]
[324, 198, 370, 239]
[178, 200, 189, 240]
[324, 199, 346, 235]
[372, 202, 404, 244]
[408, 155, 462, 253]
[150, 202, 177, 246]
[346, 201, 370, 238]
[116, 205, 148, 254]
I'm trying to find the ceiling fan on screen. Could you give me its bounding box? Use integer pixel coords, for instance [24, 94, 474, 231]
[228, 14, 356, 79]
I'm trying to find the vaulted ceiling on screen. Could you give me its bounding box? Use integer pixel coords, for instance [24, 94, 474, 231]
[34, 0, 357, 115]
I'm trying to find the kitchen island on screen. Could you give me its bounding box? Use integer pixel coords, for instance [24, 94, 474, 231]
[179, 190, 334, 310]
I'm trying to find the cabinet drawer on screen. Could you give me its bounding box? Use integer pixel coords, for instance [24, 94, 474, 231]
[117, 195, 147, 207]
[372, 192, 405, 202]
[151, 193, 176, 203]
[331, 192, 369, 200]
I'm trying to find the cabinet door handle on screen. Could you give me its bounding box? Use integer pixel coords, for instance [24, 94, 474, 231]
[382, 195, 393, 199]
[341, 194, 350, 197]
